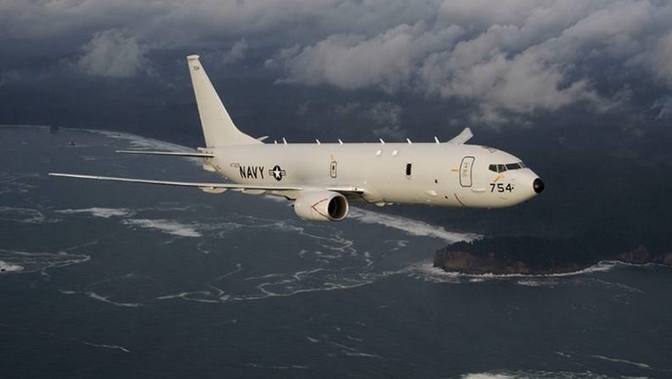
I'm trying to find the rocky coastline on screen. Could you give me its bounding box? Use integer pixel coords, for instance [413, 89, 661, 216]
[434, 236, 672, 275]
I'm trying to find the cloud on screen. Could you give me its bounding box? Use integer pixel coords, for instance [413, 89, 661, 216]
[651, 96, 672, 119]
[0, 70, 21, 87]
[2, 0, 672, 127]
[78, 29, 148, 78]
[274, 0, 672, 122]
[327, 101, 405, 138]
[650, 31, 672, 85]
[278, 23, 463, 92]
[222, 39, 249, 65]
[368, 102, 405, 138]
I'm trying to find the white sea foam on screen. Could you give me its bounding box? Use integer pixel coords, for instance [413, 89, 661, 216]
[0, 206, 49, 224]
[590, 354, 652, 370]
[516, 279, 559, 287]
[408, 261, 620, 283]
[86, 292, 143, 308]
[349, 207, 480, 243]
[462, 371, 614, 379]
[95, 130, 191, 152]
[0, 249, 89, 274]
[93, 130, 202, 166]
[59, 289, 143, 308]
[56, 207, 132, 218]
[122, 218, 202, 237]
[82, 341, 131, 353]
[242, 363, 309, 370]
[0, 260, 24, 273]
[0, 172, 40, 195]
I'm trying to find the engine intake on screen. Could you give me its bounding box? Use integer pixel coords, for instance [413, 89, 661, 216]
[294, 190, 349, 221]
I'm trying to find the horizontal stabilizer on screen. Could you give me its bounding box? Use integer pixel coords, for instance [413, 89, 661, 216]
[116, 150, 214, 158]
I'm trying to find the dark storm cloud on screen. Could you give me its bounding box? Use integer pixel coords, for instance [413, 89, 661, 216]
[1, 0, 671, 128]
[277, 0, 672, 122]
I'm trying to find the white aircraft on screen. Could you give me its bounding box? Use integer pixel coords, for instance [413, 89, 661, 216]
[50, 55, 544, 221]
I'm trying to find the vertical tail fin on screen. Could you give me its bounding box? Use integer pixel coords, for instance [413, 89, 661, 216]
[187, 55, 260, 147]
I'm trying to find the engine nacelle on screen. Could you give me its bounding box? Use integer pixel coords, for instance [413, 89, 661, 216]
[293, 190, 349, 221]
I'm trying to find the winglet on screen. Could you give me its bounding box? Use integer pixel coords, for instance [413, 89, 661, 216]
[448, 128, 473, 145]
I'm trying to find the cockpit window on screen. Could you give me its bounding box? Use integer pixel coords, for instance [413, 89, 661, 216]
[489, 164, 505, 173]
[489, 162, 525, 173]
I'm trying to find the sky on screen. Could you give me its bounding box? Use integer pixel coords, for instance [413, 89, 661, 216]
[1, 0, 671, 140]
[1, 0, 672, 236]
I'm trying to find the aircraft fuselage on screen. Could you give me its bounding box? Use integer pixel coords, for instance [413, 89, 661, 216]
[207, 142, 542, 208]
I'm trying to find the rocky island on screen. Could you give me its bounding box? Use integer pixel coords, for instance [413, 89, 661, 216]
[434, 233, 672, 275]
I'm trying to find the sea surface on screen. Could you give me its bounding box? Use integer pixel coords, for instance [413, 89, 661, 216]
[1, 126, 671, 378]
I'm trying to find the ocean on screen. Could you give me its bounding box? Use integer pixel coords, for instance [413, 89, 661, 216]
[1, 126, 670, 378]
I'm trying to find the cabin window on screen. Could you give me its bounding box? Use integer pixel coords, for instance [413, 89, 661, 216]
[406, 163, 412, 176]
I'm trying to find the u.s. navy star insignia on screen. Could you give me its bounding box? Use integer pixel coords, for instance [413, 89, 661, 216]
[269, 165, 286, 181]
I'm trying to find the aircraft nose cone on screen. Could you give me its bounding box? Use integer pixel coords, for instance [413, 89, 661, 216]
[533, 178, 545, 194]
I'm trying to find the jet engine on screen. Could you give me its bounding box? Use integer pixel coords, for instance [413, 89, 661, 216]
[293, 190, 349, 221]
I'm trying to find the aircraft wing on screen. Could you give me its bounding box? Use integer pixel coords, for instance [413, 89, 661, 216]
[115, 150, 215, 158]
[48, 173, 365, 196]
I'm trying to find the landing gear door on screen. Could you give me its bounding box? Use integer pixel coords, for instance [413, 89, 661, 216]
[460, 156, 475, 187]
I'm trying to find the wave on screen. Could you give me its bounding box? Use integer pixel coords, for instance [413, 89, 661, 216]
[0, 249, 90, 274]
[589, 354, 652, 370]
[349, 207, 480, 243]
[407, 261, 620, 283]
[59, 290, 143, 308]
[461, 374, 514, 379]
[0, 172, 40, 195]
[57, 207, 202, 238]
[81, 341, 131, 353]
[122, 218, 202, 237]
[85, 292, 143, 308]
[56, 207, 132, 218]
[92, 130, 203, 166]
[0, 206, 51, 224]
[0, 260, 24, 273]
[242, 363, 310, 370]
[461, 371, 614, 379]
